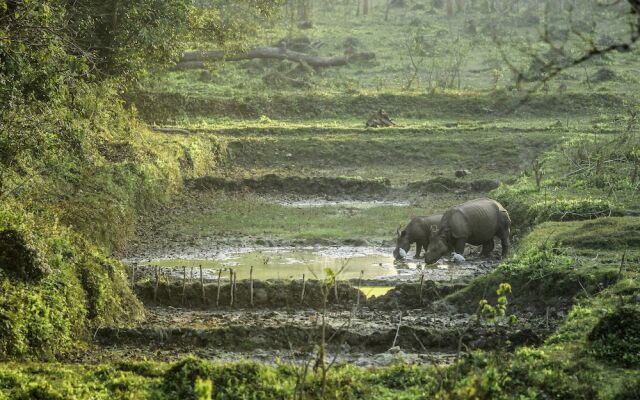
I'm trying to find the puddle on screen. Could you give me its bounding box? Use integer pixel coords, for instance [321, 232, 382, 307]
[359, 286, 395, 298]
[132, 246, 493, 285]
[140, 248, 407, 281]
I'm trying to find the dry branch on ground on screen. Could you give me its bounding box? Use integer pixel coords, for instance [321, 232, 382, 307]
[175, 47, 374, 70]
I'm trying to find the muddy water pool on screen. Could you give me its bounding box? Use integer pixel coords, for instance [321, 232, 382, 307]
[140, 247, 406, 281]
[132, 246, 488, 285]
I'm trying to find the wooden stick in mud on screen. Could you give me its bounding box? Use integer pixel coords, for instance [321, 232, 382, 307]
[164, 268, 172, 297]
[300, 274, 306, 305]
[391, 311, 403, 349]
[356, 270, 364, 309]
[216, 268, 222, 307]
[229, 269, 234, 306]
[130, 265, 136, 288]
[153, 266, 159, 303]
[249, 266, 254, 307]
[182, 266, 187, 304]
[419, 272, 425, 303]
[190, 266, 194, 283]
[200, 265, 205, 304]
[233, 271, 238, 304]
[334, 279, 339, 303]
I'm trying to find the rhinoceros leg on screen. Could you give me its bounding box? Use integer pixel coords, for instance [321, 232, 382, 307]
[481, 239, 495, 256]
[415, 243, 423, 258]
[454, 238, 466, 255]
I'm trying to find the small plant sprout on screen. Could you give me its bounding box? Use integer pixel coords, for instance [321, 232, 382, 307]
[194, 378, 213, 400]
[479, 283, 517, 325]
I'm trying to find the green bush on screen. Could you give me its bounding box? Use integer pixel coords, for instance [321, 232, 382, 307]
[0, 201, 143, 358]
[588, 306, 640, 368]
[162, 357, 293, 400]
[371, 364, 438, 390]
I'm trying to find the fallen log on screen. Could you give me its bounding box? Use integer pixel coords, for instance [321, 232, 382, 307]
[176, 47, 349, 69]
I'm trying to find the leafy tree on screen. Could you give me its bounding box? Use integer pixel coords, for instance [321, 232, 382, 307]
[0, 0, 281, 197]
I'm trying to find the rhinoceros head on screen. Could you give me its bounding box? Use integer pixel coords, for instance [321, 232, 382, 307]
[424, 225, 449, 264]
[393, 227, 410, 260]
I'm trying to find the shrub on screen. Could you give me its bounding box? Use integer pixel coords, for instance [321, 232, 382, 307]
[588, 307, 640, 367]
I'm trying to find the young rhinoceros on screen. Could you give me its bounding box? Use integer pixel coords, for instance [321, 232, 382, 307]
[393, 214, 442, 260]
[423, 198, 511, 264]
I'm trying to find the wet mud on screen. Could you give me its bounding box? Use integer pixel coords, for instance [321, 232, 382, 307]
[104, 189, 558, 368]
[77, 307, 555, 366]
[82, 306, 555, 367]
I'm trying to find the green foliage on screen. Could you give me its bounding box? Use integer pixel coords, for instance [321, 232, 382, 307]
[446, 238, 622, 314]
[0, 363, 159, 399]
[493, 180, 615, 230]
[370, 364, 438, 391]
[588, 307, 640, 368]
[0, 201, 143, 358]
[162, 357, 293, 400]
[194, 378, 213, 400]
[528, 198, 614, 223]
[66, 0, 192, 80]
[478, 283, 516, 325]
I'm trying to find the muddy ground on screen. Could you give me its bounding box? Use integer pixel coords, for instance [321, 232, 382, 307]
[99, 186, 561, 369]
[76, 305, 557, 367]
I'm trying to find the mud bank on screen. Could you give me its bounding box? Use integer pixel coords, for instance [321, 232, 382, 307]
[132, 279, 471, 310]
[186, 174, 500, 198]
[88, 307, 555, 366]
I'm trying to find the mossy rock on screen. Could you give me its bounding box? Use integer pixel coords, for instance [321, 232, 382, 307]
[588, 306, 640, 367]
[0, 229, 50, 282]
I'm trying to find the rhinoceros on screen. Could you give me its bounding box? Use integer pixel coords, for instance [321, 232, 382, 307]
[393, 215, 442, 260]
[423, 198, 511, 264]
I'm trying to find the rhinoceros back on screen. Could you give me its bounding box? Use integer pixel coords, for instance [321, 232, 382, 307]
[445, 198, 504, 244]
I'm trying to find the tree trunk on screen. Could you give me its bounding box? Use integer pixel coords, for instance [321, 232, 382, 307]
[363, 0, 369, 15]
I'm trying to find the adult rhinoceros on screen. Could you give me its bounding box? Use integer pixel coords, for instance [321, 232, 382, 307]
[423, 198, 511, 264]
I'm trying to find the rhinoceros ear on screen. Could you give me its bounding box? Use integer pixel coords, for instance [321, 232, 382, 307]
[396, 225, 402, 237]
